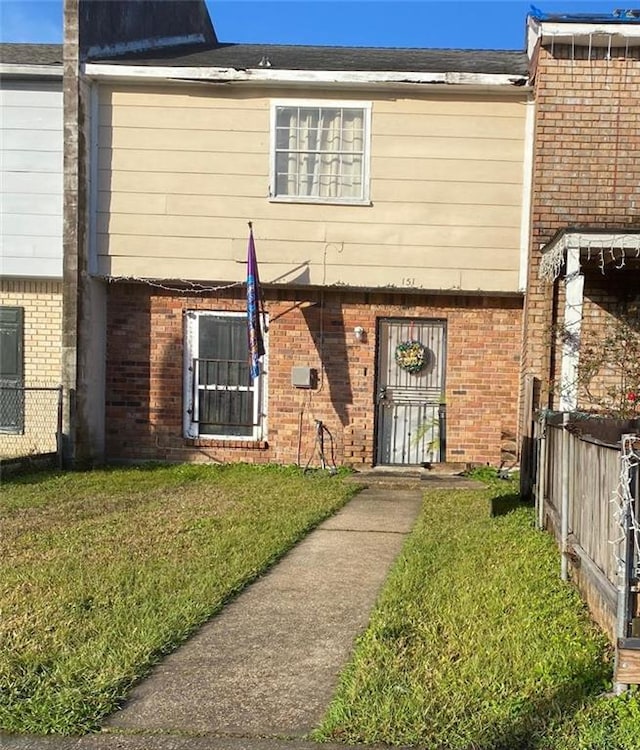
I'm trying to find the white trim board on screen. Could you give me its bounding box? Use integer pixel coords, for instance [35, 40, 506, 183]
[539, 231, 640, 282]
[559, 247, 584, 412]
[0, 64, 62, 78]
[518, 98, 535, 292]
[84, 63, 529, 91]
[528, 16, 640, 57]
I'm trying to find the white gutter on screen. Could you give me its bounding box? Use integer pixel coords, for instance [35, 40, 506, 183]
[84, 63, 527, 88]
[0, 63, 62, 77]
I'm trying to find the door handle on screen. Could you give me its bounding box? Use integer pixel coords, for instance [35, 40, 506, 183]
[377, 386, 387, 402]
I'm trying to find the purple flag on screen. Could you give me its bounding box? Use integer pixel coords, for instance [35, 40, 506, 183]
[247, 225, 265, 381]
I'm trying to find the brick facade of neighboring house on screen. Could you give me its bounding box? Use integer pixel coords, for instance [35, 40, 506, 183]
[523, 39, 640, 412]
[105, 283, 522, 467]
[0, 279, 63, 457]
[578, 267, 640, 406]
[0, 279, 63, 385]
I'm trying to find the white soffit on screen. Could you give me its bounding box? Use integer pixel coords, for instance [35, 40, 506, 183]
[539, 231, 640, 281]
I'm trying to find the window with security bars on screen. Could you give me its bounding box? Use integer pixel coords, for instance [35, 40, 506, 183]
[271, 100, 371, 203]
[184, 311, 266, 440]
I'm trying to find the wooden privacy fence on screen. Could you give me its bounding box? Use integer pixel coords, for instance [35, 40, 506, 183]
[533, 412, 640, 693]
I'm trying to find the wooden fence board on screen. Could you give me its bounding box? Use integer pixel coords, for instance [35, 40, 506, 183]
[539, 417, 640, 685]
[616, 649, 640, 685]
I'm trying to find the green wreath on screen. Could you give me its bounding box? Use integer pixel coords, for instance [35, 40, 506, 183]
[395, 340, 426, 373]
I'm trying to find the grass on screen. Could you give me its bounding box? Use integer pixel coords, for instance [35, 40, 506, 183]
[0, 462, 357, 735]
[315, 473, 622, 749]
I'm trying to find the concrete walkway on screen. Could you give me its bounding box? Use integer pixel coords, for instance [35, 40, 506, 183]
[102, 488, 422, 738]
[2, 475, 480, 749]
[0, 734, 396, 750]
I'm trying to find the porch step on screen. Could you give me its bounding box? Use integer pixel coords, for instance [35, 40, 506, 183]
[345, 465, 485, 490]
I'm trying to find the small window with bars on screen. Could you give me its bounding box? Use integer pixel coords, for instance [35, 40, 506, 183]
[184, 311, 267, 440]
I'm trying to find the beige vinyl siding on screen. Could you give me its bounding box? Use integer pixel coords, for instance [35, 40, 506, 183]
[96, 84, 527, 293]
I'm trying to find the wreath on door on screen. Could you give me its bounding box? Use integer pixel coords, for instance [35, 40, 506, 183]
[395, 340, 427, 374]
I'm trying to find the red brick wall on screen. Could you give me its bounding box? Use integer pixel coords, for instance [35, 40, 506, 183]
[576, 267, 640, 411]
[105, 283, 522, 467]
[523, 43, 640, 409]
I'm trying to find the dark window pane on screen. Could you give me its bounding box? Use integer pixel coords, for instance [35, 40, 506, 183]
[276, 106, 297, 128]
[199, 389, 254, 434]
[276, 125, 293, 150]
[199, 315, 248, 361]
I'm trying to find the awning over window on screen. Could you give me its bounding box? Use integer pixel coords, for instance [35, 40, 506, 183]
[539, 229, 640, 282]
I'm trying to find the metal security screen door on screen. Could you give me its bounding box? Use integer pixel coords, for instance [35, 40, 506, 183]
[375, 319, 446, 466]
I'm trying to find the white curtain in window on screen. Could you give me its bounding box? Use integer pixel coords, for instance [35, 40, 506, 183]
[340, 109, 364, 198]
[276, 106, 364, 199]
[284, 107, 299, 196]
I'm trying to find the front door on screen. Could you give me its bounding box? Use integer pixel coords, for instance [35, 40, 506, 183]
[375, 318, 446, 466]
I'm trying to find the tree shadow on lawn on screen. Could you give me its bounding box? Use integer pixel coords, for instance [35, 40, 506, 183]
[1, 461, 174, 485]
[489, 491, 529, 517]
[469, 669, 613, 750]
[472, 492, 612, 748]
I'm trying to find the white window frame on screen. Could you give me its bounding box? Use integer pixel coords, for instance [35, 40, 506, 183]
[269, 98, 372, 205]
[183, 310, 268, 441]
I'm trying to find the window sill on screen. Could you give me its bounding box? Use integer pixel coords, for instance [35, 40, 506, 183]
[269, 196, 372, 207]
[186, 437, 269, 450]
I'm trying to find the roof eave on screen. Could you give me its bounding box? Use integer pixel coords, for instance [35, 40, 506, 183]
[539, 228, 640, 281]
[0, 63, 63, 77]
[83, 63, 529, 90]
[528, 16, 640, 57]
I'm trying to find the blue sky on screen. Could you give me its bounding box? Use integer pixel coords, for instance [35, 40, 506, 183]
[0, 1, 629, 49]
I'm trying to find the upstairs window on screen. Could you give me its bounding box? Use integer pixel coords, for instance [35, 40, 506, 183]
[271, 100, 371, 204]
[184, 311, 267, 441]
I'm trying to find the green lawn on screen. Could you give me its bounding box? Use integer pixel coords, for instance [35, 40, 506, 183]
[0, 463, 357, 735]
[5, 465, 639, 746]
[315, 476, 638, 750]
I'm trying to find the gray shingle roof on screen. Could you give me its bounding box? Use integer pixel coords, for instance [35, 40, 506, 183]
[0, 43, 63, 66]
[95, 43, 529, 76]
